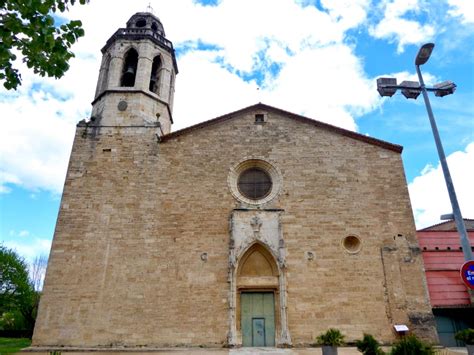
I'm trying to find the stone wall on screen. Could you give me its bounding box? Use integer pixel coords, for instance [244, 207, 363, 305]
[33, 108, 437, 347]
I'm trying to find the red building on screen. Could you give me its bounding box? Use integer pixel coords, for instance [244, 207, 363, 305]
[418, 219, 474, 346]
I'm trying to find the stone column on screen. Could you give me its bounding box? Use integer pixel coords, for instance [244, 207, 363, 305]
[158, 68, 171, 102]
[107, 55, 123, 88]
[277, 217, 291, 347]
[135, 56, 152, 92]
[227, 238, 238, 347]
[278, 270, 291, 346]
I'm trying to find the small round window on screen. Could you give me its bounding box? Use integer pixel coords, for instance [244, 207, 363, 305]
[342, 235, 362, 254]
[238, 168, 272, 200]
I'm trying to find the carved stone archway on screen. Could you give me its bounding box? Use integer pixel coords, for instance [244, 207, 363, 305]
[228, 210, 291, 347]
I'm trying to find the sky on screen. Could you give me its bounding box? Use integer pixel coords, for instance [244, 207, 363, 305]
[0, 0, 473, 265]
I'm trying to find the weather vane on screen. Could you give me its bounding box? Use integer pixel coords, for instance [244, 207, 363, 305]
[146, 2, 154, 14]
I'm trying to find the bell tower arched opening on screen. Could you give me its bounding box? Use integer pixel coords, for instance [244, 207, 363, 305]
[90, 12, 178, 133]
[121, 48, 138, 87]
[149, 55, 162, 93]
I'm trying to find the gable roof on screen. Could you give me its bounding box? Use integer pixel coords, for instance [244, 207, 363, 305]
[418, 219, 474, 232]
[160, 103, 403, 153]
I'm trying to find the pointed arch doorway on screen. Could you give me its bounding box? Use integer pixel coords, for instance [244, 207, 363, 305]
[228, 210, 291, 347]
[237, 243, 278, 347]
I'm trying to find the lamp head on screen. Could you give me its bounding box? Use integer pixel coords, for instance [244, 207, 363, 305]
[376, 77, 397, 97]
[400, 80, 421, 99]
[415, 43, 435, 66]
[434, 80, 456, 97]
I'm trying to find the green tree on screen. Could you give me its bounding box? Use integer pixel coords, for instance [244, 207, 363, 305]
[0, 245, 38, 331]
[0, 0, 89, 90]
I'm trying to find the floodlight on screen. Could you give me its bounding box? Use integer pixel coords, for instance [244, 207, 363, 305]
[376, 42, 472, 262]
[415, 43, 434, 66]
[400, 81, 421, 99]
[434, 80, 456, 97]
[440, 213, 454, 220]
[377, 77, 397, 97]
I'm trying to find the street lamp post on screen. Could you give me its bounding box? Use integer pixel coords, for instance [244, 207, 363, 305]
[377, 43, 473, 263]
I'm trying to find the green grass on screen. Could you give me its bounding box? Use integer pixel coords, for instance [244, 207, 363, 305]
[0, 338, 32, 354]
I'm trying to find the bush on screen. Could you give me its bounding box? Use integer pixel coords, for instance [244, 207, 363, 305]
[455, 328, 474, 345]
[390, 335, 434, 355]
[0, 310, 29, 331]
[0, 329, 33, 338]
[316, 328, 345, 346]
[356, 333, 385, 355]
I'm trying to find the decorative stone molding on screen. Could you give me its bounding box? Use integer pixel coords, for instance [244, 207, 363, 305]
[227, 209, 291, 347]
[228, 158, 282, 206]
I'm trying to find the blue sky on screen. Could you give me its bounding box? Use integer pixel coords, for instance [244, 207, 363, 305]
[1, 0, 473, 264]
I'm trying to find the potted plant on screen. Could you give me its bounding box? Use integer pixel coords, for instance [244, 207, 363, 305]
[316, 328, 345, 355]
[455, 328, 474, 355]
[356, 333, 385, 355]
[390, 335, 434, 355]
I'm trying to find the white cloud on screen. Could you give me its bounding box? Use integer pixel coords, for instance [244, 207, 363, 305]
[0, 90, 78, 194]
[447, 0, 474, 24]
[408, 142, 474, 228]
[4, 237, 52, 263]
[2, 0, 469, 195]
[321, 0, 371, 30]
[369, 0, 435, 53]
[173, 50, 260, 129]
[1, 0, 383, 193]
[0, 49, 95, 194]
[19, 230, 30, 237]
[263, 44, 379, 130]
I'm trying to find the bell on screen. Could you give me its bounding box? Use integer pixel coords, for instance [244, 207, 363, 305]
[122, 66, 136, 87]
[149, 78, 157, 92]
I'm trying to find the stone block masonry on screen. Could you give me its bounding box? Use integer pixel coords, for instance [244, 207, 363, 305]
[33, 106, 437, 348]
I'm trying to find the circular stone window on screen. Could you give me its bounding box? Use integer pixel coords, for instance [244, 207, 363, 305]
[229, 159, 282, 205]
[342, 235, 362, 254]
[238, 167, 272, 200]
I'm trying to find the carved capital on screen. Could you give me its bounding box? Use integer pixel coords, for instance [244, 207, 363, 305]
[277, 256, 286, 269]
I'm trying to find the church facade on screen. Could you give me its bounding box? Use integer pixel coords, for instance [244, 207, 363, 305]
[33, 12, 438, 348]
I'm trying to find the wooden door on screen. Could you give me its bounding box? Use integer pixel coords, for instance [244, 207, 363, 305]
[241, 292, 275, 347]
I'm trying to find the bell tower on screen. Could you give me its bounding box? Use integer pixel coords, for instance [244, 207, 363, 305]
[91, 12, 178, 135]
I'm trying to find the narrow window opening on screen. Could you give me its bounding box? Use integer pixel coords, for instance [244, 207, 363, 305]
[136, 19, 146, 27]
[255, 113, 265, 124]
[121, 49, 138, 87]
[151, 22, 158, 31]
[149, 55, 162, 93]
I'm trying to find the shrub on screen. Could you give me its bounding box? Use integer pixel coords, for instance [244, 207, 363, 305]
[356, 333, 385, 355]
[316, 328, 345, 346]
[455, 328, 474, 345]
[390, 335, 434, 355]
